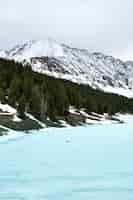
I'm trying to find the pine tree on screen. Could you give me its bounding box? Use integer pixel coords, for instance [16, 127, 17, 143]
[0, 87, 5, 103]
[29, 85, 41, 118]
[8, 78, 22, 106]
[17, 95, 26, 118]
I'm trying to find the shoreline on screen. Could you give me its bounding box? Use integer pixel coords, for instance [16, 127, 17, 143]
[1, 113, 132, 138]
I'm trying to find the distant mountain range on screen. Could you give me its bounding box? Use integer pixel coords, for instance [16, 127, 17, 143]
[1, 39, 133, 97]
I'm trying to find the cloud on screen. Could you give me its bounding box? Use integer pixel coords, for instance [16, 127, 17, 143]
[0, 0, 133, 60]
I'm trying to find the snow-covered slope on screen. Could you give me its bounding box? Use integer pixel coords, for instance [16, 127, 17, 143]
[1, 39, 133, 97]
[6, 39, 64, 61]
[0, 49, 8, 58]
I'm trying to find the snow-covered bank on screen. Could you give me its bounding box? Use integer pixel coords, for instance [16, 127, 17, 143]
[0, 103, 16, 114]
[0, 102, 43, 131]
[0, 102, 133, 136]
[25, 113, 46, 128]
[116, 113, 133, 122]
[0, 102, 21, 122]
[0, 113, 132, 142]
[1, 113, 132, 142]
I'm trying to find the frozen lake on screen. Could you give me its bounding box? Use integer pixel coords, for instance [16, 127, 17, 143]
[0, 118, 133, 200]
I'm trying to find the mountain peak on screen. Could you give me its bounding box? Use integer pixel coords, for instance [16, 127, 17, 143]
[1, 39, 133, 97]
[7, 38, 64, 61]
[0, 49, 8, 58]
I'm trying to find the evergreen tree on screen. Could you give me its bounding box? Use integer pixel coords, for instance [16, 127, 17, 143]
[0, 87, 5, 103]
[17, 95, 26, 118]
[0, 58, 133, 121]
[29, 85, 41, 118]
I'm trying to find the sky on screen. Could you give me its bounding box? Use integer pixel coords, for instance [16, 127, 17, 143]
[0, 0, 133, 60]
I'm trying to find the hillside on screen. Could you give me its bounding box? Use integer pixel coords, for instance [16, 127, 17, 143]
[0, 58, 133, 132]
[1, 39, 133, 97]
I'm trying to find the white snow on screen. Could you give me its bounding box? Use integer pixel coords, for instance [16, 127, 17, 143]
[8, 39, 64, 62]
[59, 120, 71, 127]
[0, 102, 16, 114]
[12, 115, 22, 122]
[69, 106, 78, 114]
[116, 113, 133, 122]
[0, 50, 7, 58]
[69, 107, 124, 125]
[0, 102, 22, 122]
[96, 83, 133, 98]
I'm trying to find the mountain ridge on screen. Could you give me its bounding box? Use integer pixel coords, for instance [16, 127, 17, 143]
[1, 39, 133, 97]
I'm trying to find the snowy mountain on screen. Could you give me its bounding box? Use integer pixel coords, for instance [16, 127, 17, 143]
[1, 39, 133, 97]
[0, 49, 8, 58]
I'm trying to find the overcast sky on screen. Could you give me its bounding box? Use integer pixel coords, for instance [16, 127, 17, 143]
[0, 0, 133, 60]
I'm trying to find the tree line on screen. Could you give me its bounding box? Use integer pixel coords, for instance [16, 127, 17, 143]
[0, 58, 133, 122]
